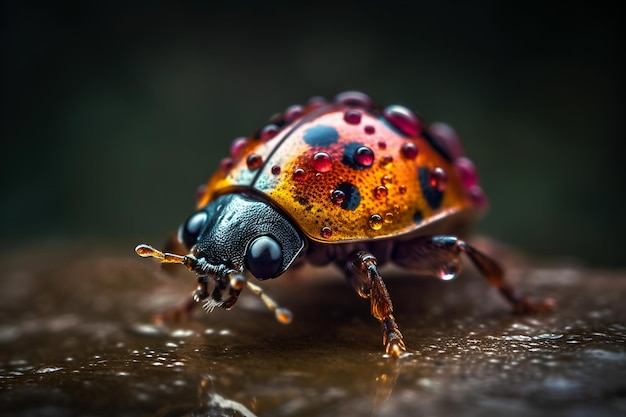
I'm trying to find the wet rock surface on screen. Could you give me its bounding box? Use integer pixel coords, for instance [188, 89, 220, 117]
[1, 241, 625, 416]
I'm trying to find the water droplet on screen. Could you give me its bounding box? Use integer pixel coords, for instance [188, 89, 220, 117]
[365, 125, 376, 135]
[320, 226, 333, 239]
[379, 154, 393, 169]
[399, 184, 407, 194]
[429, 167, 447, 191]
[284, 104, 304, 122]
[392, 205, 401, 214]
[384, 213, 394, 223]
[220, 157, 234, 174]
[374, 185, 388, 199]
[455, 157, 479, 188]
[230, 137, 248, 157]
[401, 142, 418, 159]
[344, 109, 362, 125]
[335, 91, 373, 108]
[369, 214, 384, 230]
[246, 154, 263, 170]
[292, 167, 307, 181]
[307, 96, 327, 109]
[271, 165, 281, 175]
[195, 184, 207, 202]
[429, 122, 464, 159]
[381, 174, 393, 185]
[260, 124, 279, 141]
[469, 185, 488, 207]
[354, 146, 374, 167]
[330, 189, 345, 205]
[311, 152, 333, 172]
[383, 105, 421, 137]
[439, 264, 460, 281]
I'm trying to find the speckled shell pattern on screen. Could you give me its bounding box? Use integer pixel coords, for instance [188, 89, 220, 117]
[196, 93, 487, 244]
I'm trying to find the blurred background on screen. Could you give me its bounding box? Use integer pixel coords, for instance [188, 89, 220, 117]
[1, 1, 622, 266]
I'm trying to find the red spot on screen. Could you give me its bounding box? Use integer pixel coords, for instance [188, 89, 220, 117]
[344, 110, 362, 125]
[365, 125, 376, 135]
[377, 141, 387, 149]
[246, 154, 263, 171]
[320, 226, 333, 239]
[401, 142, 418, 160]
[311, 152, 333, 173]
[383, 105, 422, 137]
[354, 146, 374, 167]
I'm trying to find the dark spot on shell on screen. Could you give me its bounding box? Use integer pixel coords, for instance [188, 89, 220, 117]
[303, 125, 340, 147]
[413, 210, 424, 224]
[418, 167, 444, 209]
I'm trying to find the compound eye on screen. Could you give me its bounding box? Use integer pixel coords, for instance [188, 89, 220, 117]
[246, 236, 283, 280]
[177, 211, 208, 249]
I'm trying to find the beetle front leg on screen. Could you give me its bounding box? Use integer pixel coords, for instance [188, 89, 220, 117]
[345, 251, 406, 357]
[392, 236, 555, 313]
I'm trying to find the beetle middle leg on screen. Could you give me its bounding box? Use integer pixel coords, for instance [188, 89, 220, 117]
[345, 251, 406, 357]
[392, 236, 555, 313]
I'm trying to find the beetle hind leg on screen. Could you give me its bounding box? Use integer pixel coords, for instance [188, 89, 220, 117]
[392, 236, 555, 314]
[345, 251, 406, 357]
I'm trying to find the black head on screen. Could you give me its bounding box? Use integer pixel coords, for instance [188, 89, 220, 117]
[177, 193, 305, 280]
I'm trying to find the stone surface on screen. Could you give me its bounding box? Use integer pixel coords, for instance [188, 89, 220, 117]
[0, 240, 625, 416]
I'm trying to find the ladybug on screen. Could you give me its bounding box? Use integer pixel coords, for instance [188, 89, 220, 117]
[136, 91, 554, 357]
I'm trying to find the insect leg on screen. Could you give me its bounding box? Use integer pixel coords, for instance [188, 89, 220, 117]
[345, 251, 406, 357]
[392, 236, 555, 313]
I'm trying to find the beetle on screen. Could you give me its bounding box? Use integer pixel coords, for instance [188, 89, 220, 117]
[136, 91, 554, 357]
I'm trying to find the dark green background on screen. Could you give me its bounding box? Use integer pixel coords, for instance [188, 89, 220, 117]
[1, 2, 622, 266]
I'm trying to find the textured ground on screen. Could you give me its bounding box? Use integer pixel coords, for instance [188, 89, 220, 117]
[1, 240, 625, 417]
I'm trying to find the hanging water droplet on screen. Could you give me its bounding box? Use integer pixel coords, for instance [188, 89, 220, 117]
[220, 157, 234, 174]
[320, 226, 333, 239]
[381, 174, 393, 185]
[438, 260, 461, 281]
[384, 213, 394, 223]
[271, 165, 281, 175]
